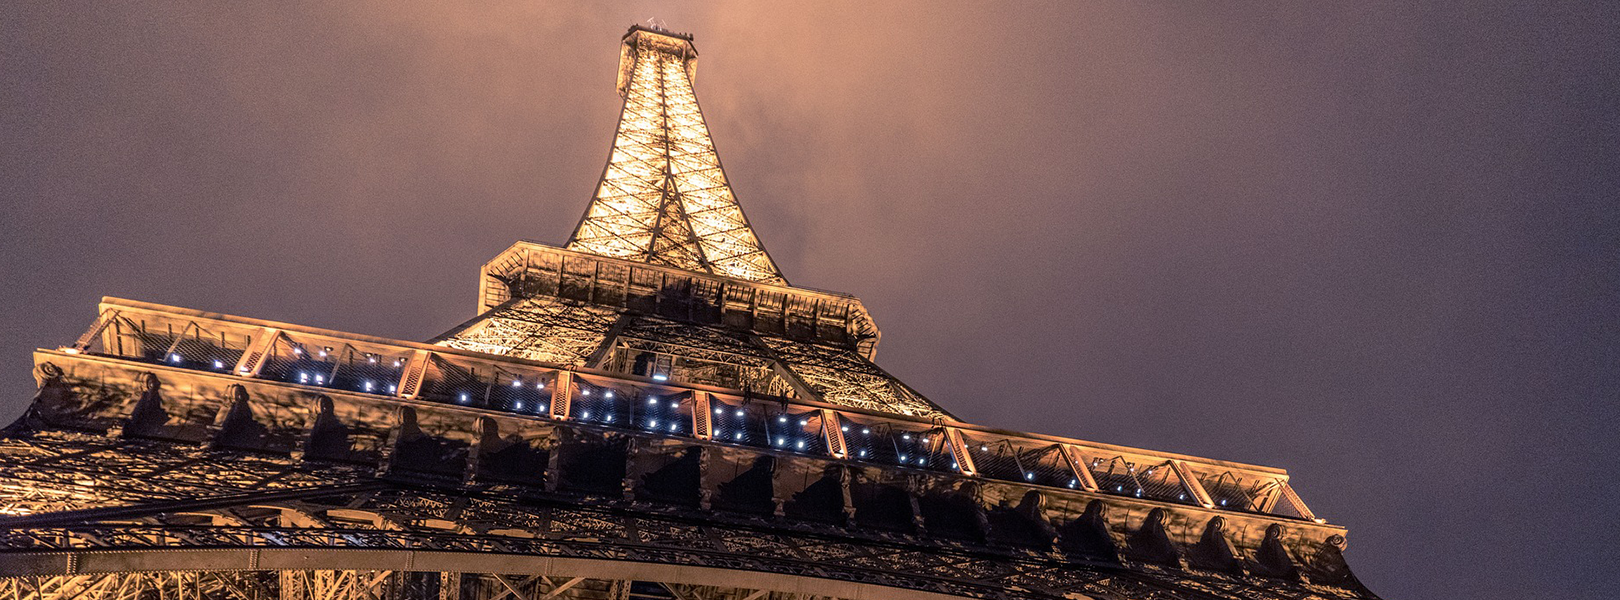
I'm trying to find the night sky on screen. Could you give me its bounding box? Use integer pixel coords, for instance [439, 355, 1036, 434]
[3, 3, 1617, 598]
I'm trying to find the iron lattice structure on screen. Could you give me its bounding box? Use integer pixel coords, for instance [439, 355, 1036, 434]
[0, 25, 1380, 600]
[567, 27, 784, 285]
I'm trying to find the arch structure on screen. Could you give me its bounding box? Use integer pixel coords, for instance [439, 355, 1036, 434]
[1, 24, 1380, 600]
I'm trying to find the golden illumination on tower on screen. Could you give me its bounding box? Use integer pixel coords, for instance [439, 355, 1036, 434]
[566, 27, 786, 285]
[0, 24, 1379, 600]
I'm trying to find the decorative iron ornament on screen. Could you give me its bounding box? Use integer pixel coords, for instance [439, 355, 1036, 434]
[568, 28, 786, 285]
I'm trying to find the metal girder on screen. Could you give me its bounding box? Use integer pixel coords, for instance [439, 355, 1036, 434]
[0, 573, 813, 600]
[437, 297, 623, 366]
[1169, 461, 1216, 509]
[616, 318, 774, 367]
[435, 295, 949, 419]
[754, 336, 949, 420]
[234, 328, 281, 377]
[0, 481, 384, 529]
[0, 416, 1369, 599]
[0, 472, 1369, 600]
[0, 552, 984, 600]
[0, 434, 361, 518]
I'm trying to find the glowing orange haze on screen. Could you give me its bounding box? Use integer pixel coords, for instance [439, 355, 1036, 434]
[4, 3, 1617, 600]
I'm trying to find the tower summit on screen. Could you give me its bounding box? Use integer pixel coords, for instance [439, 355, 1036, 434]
[434, 24, 949, 419]
[0, 25, 1381, 600]
[569, 26, 785, 284]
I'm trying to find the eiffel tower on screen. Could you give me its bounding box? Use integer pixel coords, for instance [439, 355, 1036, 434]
[0, 25, 1380, 600]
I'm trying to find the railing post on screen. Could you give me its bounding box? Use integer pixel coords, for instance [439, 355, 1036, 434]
[69, 309, 120, 352]
[821, 409, 846, 458]
[945, 428, 976, 475]
[1278, 482, 1319, 521]
[234, 329, 281, 377]
[693, 392, 713, 440]
[396, 350, 431, 399]
[160, 321, 202, 361]
[550, 371, 574, 420]
[1171, 460, 1216, 508]
[1062, 445, 1099, 491]
[1256, 480, 1285, 513]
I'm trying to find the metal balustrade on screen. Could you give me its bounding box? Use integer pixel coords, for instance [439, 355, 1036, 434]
[959, 432, 1078, 489]
[837, 414, 954, 472]
[1081, 454, 1199, 505]
[59, 300, 1317, 521]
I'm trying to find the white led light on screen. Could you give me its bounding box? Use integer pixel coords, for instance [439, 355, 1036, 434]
[858, 450, 867, 457]
[735, 410, 745, 417]
[920, 437, 929, 444]
[606, 415, 614, 423]
[861, 428, 870, 435]
[734, 432, 743, 440]
[670, 401, 678, 408]
[368, 356, 377, 364]
[778, 416, 787, 423]
[364, 381, 373, 391]
[650, 420, 658, 428]
[798, 419, 807, 427]
[714, 408, 724, 415]
[299, 372, 309, 383]
[652, 374, 668, 381]
[795, 440, 805, 449]
[1024, 472, 1034, 481]
[902, 434, 911, 440]
[169, 354, 181, 363]
[841, 426, 849, 432]
[538, 404, 546, 412]
[459, 392, 468, 402]
[536, 382, 545, 389]
[900, 454, 908, 461]
[669, 423, 678, 432]
[388, 384, 397, 393]
[512, 380, 521, 387]
[514, 402, 523, 410]
[604, 391, 614, 399]
[648, 398, 658, 405]
[582, 411, 592, 419]
[581, 389, 591, 396]
[314, 375, 324, 384]
[213, 359, 223, 369]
